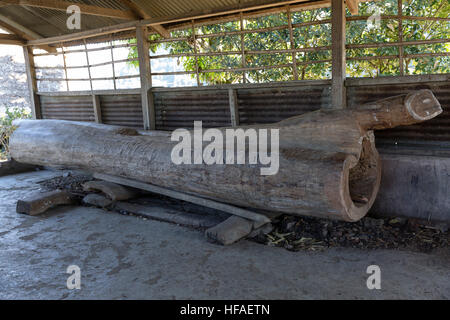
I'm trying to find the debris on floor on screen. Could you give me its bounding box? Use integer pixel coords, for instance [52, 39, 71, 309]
[254, 215, 449, 253]
[39, 172, 93, 198]
[37, 171, 449, 252]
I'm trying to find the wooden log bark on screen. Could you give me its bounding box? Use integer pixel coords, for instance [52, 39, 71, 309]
[9, 90, 442, 221]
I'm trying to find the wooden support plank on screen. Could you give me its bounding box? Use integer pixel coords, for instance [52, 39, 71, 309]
[346, 0, 359, 15]
[93, 173, 271, 224]
[118, 0, 170, 38]
[3, 0, 136, 20]
[92, 95, 102, 123]
[60, 43, 69, 91]
[27, 21, 138, 46]
[109, 34, 117, 90]
[136, 26, 155, 130]
[331, 0, 347, 109]
[83, 39, 93, 91]
[16, 190, 75, 216]
[22, 46, 41, 119]
[228, 88, 240, 127]
[0, 13, 55, 52]
[0, 33, 24, 45]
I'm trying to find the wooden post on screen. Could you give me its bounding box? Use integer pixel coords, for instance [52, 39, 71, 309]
[22, 46, 41, 119]
[228, 88, 240, 127]
[398, 0, 404, 75]
[136, 26, 155, 130]
[60, 43, 69, 91]
[192, 20, 201, 86]
[240, 12, 247, 83]
[331, 0, 346, 109]
[110, 34, 117, 90]
[287, 6, 299, 81]
[92, 95, 102, 123]
[83, 39, 93, 91]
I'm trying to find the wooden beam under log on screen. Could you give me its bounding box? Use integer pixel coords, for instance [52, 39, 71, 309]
[9, 90, 442, 222]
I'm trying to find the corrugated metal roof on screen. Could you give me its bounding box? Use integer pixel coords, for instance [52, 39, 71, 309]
[0, 0, 310, 40]
[135, 0, 242, 18]
[0, 5, 124, 38]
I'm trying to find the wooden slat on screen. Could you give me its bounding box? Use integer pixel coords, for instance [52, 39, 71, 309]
[228, 88, 240, 127]
[27, 21, 138, 46]
[118, 0, 170, 38]
[0, 33, 24, 45]
[94, 173, 271, 224]
[136, 26, 155, 130]
[346, 0, 359, 15]
[92, 95, 102, 123]
[23, 46, 41, 119]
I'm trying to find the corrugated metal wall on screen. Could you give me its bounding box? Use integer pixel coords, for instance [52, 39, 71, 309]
[39, 79, 450, 156]
[100, 95, 144, 128]
[154, 90, 231, 130]
[237, 85, 331, 125]
[40, 95, 95, 122]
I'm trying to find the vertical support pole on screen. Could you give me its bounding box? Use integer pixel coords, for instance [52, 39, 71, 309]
[192, 20, 201, 86]
[228, 88, 240, 127]
[110, 34, 117, 90]
[83, 39, 93, 92]
[331, 0, 347, 109]
[136, 26, 155, 130]
[60, 43, 69, 91]
[287, 6, 298, 81]
[398, 0, 404, 75]
[22, 46, 41, 119]
[240, 12, 247, 83]
[92, 95, 102, 123]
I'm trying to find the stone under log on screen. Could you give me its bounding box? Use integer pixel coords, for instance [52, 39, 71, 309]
[9, 90, 442, 221]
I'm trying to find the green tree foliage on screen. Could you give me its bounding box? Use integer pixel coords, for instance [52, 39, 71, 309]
[0, 106, 31, 160]
[129, 0, 449, 85]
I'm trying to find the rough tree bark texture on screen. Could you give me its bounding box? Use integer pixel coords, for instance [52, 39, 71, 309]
[10, 90, 442, 221]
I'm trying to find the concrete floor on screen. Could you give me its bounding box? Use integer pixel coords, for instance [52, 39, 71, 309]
[0, 170, 448, 300]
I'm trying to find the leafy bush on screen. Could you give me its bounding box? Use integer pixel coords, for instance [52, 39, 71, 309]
[0, 106, 31, 161]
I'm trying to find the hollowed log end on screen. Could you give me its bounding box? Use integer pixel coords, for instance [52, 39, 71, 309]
[341, 133, 381, 222]
[405, 89, 442, 121]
